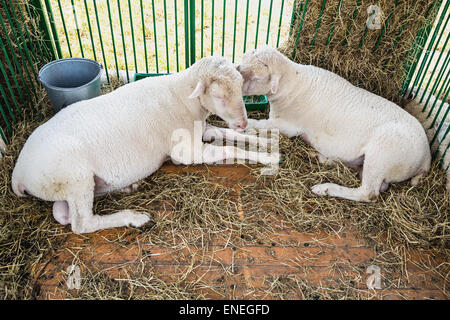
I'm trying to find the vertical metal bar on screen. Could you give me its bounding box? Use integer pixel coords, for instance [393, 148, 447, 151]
[401, 0, 442, 96]
[343, 0, 362, 47]
[140, 0, 149, 73]
[0, 12, 38, 100]
[190, 0, 195, 64]
[373, 0, 399, 53]
[232, 0, 238, 62]
[174, 0, 180, 71]
[152, 0, 160, 72]
[291, 0, 309, 59]
[201, 0, 204, 58]
[254, 0, 262, 48]
[43, 0, 63, 59]
[211, 0, 215, 55]
[0, 102, 12, 135]
[163, 0, 170, 72]
[83, 0, 97, 61]
[311, 0, 326, 48]
[276, 0, 285, 47]
[0, 61, 21, 115]
[2, 0, 38, 79]
[410, 1, 449, 98]
[128, 0, 138, 72]
[222, 0, 227, 56]
[0, 83, 17, 123]
[0, 36, 28, 105]
[423, 51, 450, 109]
[57, 0, 73, 57]
[93, 0, 109, 83]
[106, 0, 120, 80]
[416, 11, 450, 98]
[71, 0, 85, 57]
[243, 0, 250, 53]
[117, 0, 130, 82]
[265, 0, 274, 45]
[289, 0, 297, 38]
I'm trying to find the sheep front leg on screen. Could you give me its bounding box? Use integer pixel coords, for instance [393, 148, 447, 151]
[245, 118, 303, 138]
[203, 124, 271, 146]
[202, 143, 279, 165]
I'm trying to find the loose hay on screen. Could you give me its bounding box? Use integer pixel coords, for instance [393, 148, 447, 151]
[1, 106, 448, 299]
[279, 0, 439, 105]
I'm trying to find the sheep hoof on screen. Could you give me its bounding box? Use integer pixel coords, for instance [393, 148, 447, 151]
[311, 184, 330, 196]
[129, 212, 151, 228]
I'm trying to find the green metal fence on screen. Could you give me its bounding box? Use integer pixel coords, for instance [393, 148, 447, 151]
[0, 0, 449, 168]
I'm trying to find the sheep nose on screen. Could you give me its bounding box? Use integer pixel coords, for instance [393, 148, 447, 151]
[236, 120, 248, 130]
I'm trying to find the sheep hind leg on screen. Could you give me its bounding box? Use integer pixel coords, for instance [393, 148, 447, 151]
[68, 187, 150, 234]
[311, 155, 385, 202]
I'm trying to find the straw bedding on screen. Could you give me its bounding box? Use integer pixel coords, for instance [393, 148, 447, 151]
[280, 0, 439, 105]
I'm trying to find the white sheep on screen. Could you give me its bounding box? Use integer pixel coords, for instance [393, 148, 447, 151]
[11, 56, 277, 234]
[236, 45, 431, 202]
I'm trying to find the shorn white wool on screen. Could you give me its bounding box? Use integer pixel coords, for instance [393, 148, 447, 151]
[237, 45, 432, 202]
[11, 56, 277, 234]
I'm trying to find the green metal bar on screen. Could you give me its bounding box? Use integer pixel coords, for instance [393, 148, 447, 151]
[0, 126, 7, 142]
[311, 0, 326, 48]
[427, 70, 450, 121]
[410, 1, 449, 98]
[93, 0, 109, 83]
[2, 0, 38, 80]
[17, 2, 46, 59]
[140, 0, 148, 73]
[423, 51, 450, 110]
[106, 0, 120, 80]
[117, 0, 130, 82]
[0, 61, 21, 115]
[0, 36, 29, 105]
[163, 0, 170, 72]
[222, 0, 227, 56]
[232, 0, 238, 62]
[83, 0, 97, 61]
[373, 0, 399, 53]
[174, 0, 180, 71]
[0, 12, 38, 101]
[43, 0, 63, 59]
[9, 1, 41, 62]
[210, 0, 215, 55]
[0, 83, 17, 123]
[152, 0, 160, 72]
[24, 0, 51, 60]
[243, 0, 249, 53]
[401, 0, 442, 96]
[416, 10, 450, 99]
[201, 0, 204, 58]
[0, 102, 12, 135]
[420, 33, 450, 105]
[430, 100, 450, 147]
[291, 0, 309, 59]
[343, 0, 362, 47]
[324, 0, 343, 47]
[71, 0, 85, 57]
[128, 0, 138, 72]
[276, 0, 285, 47]
[433, 123, 450, 159]
[254, 0, 262, 48]
[190, 0, 195, 64]
[289, 0, 297, 38]
[57, 0, 73, 57]
[184, 0, 189, 68]
[265, 0, 274, 44]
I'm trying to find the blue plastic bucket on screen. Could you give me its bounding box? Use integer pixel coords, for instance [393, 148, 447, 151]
[38, 58, 103, 112]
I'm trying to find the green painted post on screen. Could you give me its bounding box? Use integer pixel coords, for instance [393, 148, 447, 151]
[189, 0, 196, 65]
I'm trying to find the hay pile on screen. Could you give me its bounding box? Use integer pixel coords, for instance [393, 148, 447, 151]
[280, 0, 439, 104]
[1, 105, 448, 299]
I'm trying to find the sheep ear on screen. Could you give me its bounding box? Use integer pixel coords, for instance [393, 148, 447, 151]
[189, 80, 206, 99]
[270, 74, 281, 94]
